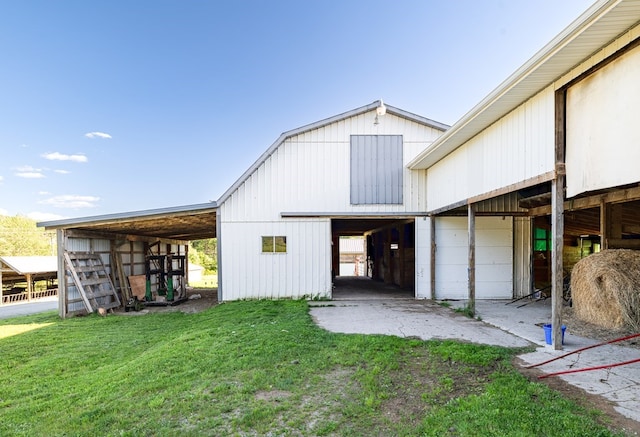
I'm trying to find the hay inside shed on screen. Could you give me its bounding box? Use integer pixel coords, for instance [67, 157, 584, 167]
[571, 249, 640, 331]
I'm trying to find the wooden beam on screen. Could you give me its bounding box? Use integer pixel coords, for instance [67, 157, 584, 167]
[607, 239, 640, 249]
[600, 200, 608, 250]
[467, 171, 555, 205]
[528, 185, 640, 217]
[57, 229, 67, 319]
[551, 89, 566, 350]
[63, 229, 187, 245]
[468, 204, 476, 314]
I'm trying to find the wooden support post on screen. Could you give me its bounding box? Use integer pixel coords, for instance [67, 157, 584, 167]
[27, 273, 33, 302]
[551, 177, 564, 350]
[552, 88, 566, 350]
[0, 268, 3, 305]
[430, 216, 436, 300]
[57, 229, 66, 319]
[600, 199, 608, 250]
[468, 204, 476, 314]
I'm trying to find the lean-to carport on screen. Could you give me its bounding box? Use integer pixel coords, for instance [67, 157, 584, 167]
[38, 203, 217, 318]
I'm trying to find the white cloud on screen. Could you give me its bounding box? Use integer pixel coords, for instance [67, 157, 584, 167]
[39, 191, 51, 195]
[17, 165, 40, 172]
[42, 152, 88, 163]
[16, 171, 45, 179]
[0, 175, 3, 183]
[39, 194, 100, 208]
[85, 131, 112, 139]
[13, 166, 45, 178]
[54, 169, 70, 174]
[0, 208, 7, 216]
[27, 211, 67, 221]
[20, 144, 28, 148]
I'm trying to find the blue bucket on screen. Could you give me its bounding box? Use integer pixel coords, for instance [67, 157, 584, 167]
[543, 324, 566, 345]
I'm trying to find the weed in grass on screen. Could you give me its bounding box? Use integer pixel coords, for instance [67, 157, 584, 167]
[454, 304, 475, 318]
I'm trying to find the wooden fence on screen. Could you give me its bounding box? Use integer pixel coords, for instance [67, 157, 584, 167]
[1, 288, 58, 305]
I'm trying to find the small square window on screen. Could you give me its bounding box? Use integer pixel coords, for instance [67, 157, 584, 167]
[262, 236, 287, 253]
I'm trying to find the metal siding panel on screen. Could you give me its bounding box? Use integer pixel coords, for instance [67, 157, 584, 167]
[415, 216, 432, 299]
[513, 217, 533, 298]
[426, 88, 555, 211]
[435, 217, 513, 300]
[223, 112, 444, 220]
[566, 43, 640, 197]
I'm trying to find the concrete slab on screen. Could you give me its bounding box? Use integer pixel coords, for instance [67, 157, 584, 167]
[310, 298, 531, 348]
[450, 298, 640, 424]
[316, 279, 640, 426]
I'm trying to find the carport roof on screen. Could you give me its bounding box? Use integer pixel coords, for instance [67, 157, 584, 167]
[37, 203, 217, 242]
[0, 256, 57, 275]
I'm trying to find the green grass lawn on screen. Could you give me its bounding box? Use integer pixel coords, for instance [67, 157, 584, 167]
[0, 301, 628, 436]
[189, 273, 218, 289]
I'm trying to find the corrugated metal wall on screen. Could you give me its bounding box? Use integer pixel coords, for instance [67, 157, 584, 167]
[414, 216, 432, 299]
[60, 236, 187, 315]
[434, 216, 513, 300]
[513, 216, 532, 298]
[426, 87, 555, 212]
[350, 135, 403, 204]
[219, 110, 444, 301]
[566, 42, 640, 197]
[222, 112, 443, 221]
[220, 219, 331, 300]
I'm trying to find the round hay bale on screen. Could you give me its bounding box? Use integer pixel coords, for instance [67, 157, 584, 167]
[571, 249, 640, 330]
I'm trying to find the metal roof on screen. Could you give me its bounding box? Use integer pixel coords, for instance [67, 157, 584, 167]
[37, 203, 217, 241]
[217, 100, 449, 205]
[408, 0, 640, 170]
[0, 256, 57, 275]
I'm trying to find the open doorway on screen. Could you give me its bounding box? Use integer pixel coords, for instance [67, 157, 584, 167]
[338, 236, 366, 277]
[331, 218, 415, 298]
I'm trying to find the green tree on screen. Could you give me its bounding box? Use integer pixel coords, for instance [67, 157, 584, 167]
[189, 239, 217, 274]
[0, 215, 56, 256]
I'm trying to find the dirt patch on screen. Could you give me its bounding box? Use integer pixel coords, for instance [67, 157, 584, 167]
[379, 348, 497, 427]
[115, 288, 219, 316]
[517, 359, 640, 436]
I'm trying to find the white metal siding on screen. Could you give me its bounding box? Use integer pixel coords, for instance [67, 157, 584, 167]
[350, 135, 403, 204]
[223, 112, 442, 222]
[219, 219, 332, 301]
[414, 216, 432, 299]
[426, 88, 555, 211]
[513, 217, 533, 298]
[435, 217, 512, 300]
[566, 43, 640, 197]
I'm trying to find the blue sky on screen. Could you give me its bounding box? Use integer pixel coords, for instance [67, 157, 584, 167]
[0, 0, 594, 221]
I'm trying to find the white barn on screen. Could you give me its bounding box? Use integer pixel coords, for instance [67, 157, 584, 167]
[40, 0, 640, 346]
[215, 101, 448, 301]
[409, 0, 640, 346]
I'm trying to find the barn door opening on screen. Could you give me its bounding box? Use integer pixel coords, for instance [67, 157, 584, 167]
[331, 218, 415, 292]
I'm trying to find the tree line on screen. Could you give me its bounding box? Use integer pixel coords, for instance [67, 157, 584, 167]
[0, 215, 56, 256]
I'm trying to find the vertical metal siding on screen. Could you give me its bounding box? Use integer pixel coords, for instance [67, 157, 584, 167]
[223, 112, 443, 222]
[350, 135, 403, 205]
[435, 217, 513, 300]
[414, 216, 432, 299]
[219, 111, 445, 301]
[426, 88, 555, 212]
[219, 217, 332, 301]
[513, 217, 533, 298]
